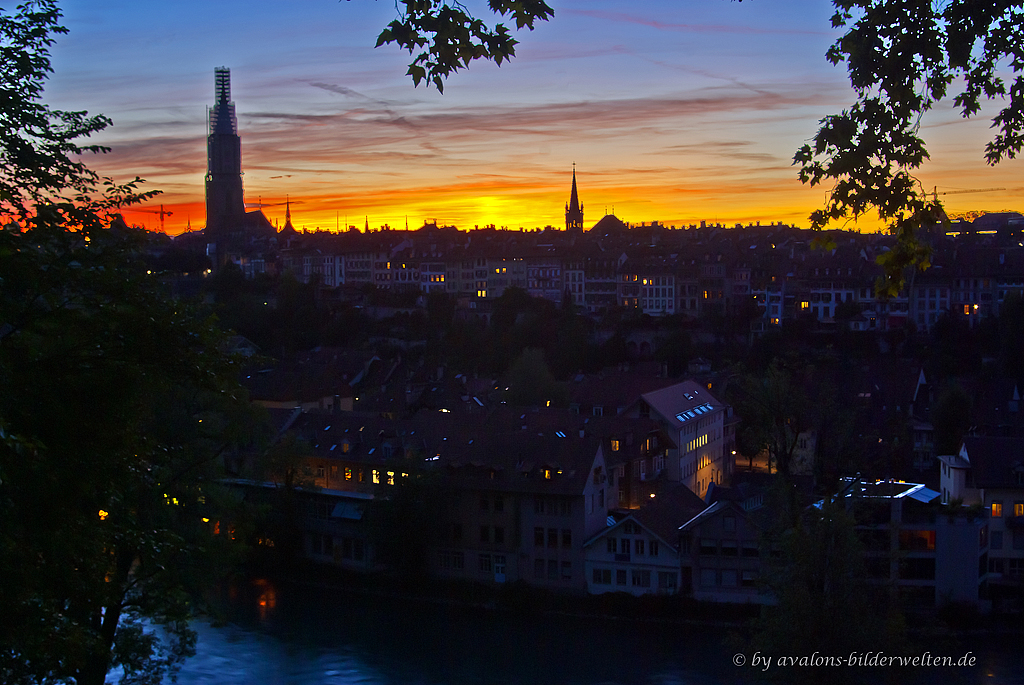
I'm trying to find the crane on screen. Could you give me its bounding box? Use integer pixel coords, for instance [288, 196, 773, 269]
[124, 204, 173, 232]
[244, 197, 303, 209]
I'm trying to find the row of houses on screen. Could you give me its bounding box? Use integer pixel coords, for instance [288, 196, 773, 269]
[234, 367, 1015, 610]
[211, 215, 1024, 334]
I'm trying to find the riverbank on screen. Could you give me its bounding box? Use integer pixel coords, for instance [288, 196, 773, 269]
[234, 557, 1022, 637]
[247, 558, 759, 627]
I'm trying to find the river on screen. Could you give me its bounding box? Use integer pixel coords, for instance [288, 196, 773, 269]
[171, 579, 1024, 685]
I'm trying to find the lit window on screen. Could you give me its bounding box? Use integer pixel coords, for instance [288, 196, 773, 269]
[610, 439, 620, 452]
[372, 469, 380, 484]
[992, 501, 1003, 517]
[1016, 502, 1024, 518]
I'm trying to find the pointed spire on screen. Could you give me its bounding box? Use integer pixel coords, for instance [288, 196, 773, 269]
[565, 163, 584, 231]
[281, 195, 296, 234]
[365, 215, 369, 232]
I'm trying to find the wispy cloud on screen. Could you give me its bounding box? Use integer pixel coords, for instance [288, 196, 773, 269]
[566, 9, 832, 36]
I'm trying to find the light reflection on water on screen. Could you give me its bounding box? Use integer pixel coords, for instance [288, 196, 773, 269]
[173, 579, 1024, 685]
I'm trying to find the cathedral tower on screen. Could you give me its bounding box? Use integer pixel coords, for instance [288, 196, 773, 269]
[565, 165, 584, 231]
[205, 67, 245, 236]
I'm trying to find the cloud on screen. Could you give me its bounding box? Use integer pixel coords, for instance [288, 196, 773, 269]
[566, 9, 832, 36]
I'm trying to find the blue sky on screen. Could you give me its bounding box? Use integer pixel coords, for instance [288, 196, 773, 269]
[42, 0, 1022, 233]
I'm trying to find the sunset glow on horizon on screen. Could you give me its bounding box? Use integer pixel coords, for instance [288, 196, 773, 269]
[47, 0, 1022, 236]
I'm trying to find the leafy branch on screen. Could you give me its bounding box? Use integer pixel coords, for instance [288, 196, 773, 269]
[795, 0, 1024, 295]
[373, 0, 553, 92]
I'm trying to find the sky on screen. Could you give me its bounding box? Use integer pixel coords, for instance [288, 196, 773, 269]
[42, 0, 1023, 235]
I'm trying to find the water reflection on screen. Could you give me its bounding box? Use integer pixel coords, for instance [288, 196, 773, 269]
[252, 578, 277, 623]
[176, 582, 1024, 685]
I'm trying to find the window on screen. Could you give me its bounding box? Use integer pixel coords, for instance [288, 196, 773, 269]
[741, 571, 758, 588]
[534, 558, 545, 578]
[649, 540, 659, 557]
[634, 539, 645, 555]
[534, 527, 544, 547]
[479, 553, 492, 573]
[723, 515, 736, 532]
[535, 498, 545, 515]
[616, 569, 627, 585]
[548, 559, 558, 580]
[316, 466, 326, 479]
[742, 542, 760, 558]
[480, 526, 490, 543]
[562, 529, 572, 548]
[344, 467, 352, 480]
[1016, 502, 1024, 518]
[721, 540, 738, 556]
[991, 531, 1003, 550]
[699, 538, 717, 555]
[992, 501, 1003, 517]
[631, 569, 651, 588]
[1010, 559, 1024, 577]
[439, 550, 464, 570]
[1015, 530, 1024, 551]
[700, 568, 717, 586]
[899, 530, 936, 551]
[548, 528, 558, 548]
[561, 561, 572, 581]
[721, 569, 738, 587]
[611, 439, 620, 452]
[657, 571, 677, 591]
[620, 538, 630, 554]
[494, 526, 505, 545]
[593, 568, 612, 584]
[607, 538, 617, 554]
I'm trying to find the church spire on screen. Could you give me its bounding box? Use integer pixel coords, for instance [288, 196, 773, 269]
[205, 67, 245, 238]
[283, 195, 294, 231]
[565, 163, 584, 231]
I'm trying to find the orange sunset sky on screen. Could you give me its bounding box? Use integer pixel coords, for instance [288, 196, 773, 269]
[44, 1, 1022, 236]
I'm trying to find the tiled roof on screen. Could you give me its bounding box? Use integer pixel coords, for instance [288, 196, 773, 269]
[640, 379, 725, 431]
[962, 436, 1024, 488]
[630, 483, 707, 545]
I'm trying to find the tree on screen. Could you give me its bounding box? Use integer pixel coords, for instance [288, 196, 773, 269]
[733, 360, 811, 481]
[932, 383, 972, 456]
[0, 3, 254, 683]
[795, 0, 1024, 294]
[374, 0, 553, 92]
[751, 497, 906, 684]
[503, 347, 568, 407]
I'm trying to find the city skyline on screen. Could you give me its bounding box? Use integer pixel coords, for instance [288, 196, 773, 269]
[45, 0, 1023, 235]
